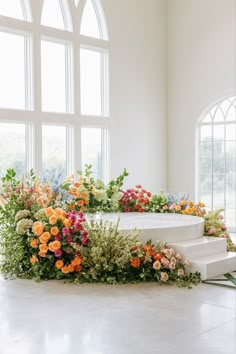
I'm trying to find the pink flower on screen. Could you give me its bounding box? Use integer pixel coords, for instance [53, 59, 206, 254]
[163, 248, 172, 259]
[208, 228, 215, 235]
[153, 260, 161, 270]
[161, 257, 169, 268]
[161, 272, 169, 282]
[170, 257, 176, 264]
[162, 205, 168, 210]
[62, 227, 71, 235]
[54, 234, 62, 241]
[178, 268, 184, 276]
[219, 233, 226, 238]
[66, 235, 73, 243]
[221, 225, 227, 231]
[169, 262, 176, 270]
[82, 236, 88, 245]
[176, 253, 182, 261]
[82, 230, 88, 238]
[169, 203, 176, 210]
[184, 259, 191, 267]
[55, 249, 63, 257]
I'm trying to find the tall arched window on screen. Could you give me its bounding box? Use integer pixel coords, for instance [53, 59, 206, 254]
[198, 97, 236, 230]
[0, 0, 109, 182]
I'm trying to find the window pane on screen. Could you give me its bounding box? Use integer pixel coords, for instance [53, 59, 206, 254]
[213, 125, 224, 141]
[226, 124, 236, 140]
[0, 0, 23, 20]
[199, 142, 212, 158]
[200, 125, 212, 142]
[41, 40, 67, 113]
[80, 48, 102, 116]
[42, 125, 67, 182]
[200, 174, 212, 192]
[199, 158, 212, 174]
[80, 0, 100, 39]
[0, 32, 26, 109]
[41, 0, 65, 30]
[81, 127, 102, 179]
[0, 123, 26, 177]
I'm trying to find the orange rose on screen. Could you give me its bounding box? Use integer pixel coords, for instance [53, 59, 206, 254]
[30, 255, 38, 264]
[39, 243, 48, 253]
[55, 260, 64, 269]
[33, 221, 44, 236]
[39, 232, 51, 243]
[49, 215, 57, 225]
[189, 201, 194, 207]
[180, 200, 187, 206]
[80, 206, 85, 212]
[153, 252, 163, 261]
[78, 200, 84, 206]
[68, 264, 75, 272]
[38, 251, 47, 258]
[30, 239, 38, 248]
[70, 187, 78, 196]
[48, 240, 61, 252]
[61, 266, 70, 274]
[51, 227, 59, 236]
[131, 257, 140, 268]
[69, 204, 75, 210]
[63, 218, 72, 227]
[74, 183, 80, 188]
[71, 256, 82, 267]
[175, 205, 181, 211]
[45, 207, 54, 217]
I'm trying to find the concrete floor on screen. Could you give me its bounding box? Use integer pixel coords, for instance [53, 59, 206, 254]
[0, 276, 235, 354]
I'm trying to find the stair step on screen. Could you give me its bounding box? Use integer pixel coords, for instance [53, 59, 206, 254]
[190, 252, 236, 280]
[168, 236, 227, 260]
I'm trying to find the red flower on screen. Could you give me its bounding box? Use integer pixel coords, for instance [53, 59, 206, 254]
[131, 257, 141, 268]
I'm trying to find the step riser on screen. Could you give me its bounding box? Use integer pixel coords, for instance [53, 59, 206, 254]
[191, 255, 236, 280]
[168, 238, 227, 260]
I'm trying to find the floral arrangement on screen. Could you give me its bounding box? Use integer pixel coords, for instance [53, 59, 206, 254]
[204, 209, 236, 252]
[61, 165, 127, 213]
[0, 166, 235, 286]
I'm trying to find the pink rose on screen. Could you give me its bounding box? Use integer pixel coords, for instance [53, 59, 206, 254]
[169, 203, 176, 210]
[221, 225, 227, 231]
[170, 257, 176, 264]
[184, 259, 191, 267]
[169, 262, 176, 270]
[208, 228, 215, 235]
[176, 253, 182, 261]
[161, 257, 169, 268]
[164, 248, 172, 259]
[153, 260, 161, 270]
[161, 272, 169, 282]
[178, 268, 184, 276]
[162, 205, 168, 210]
[55, 249, 63, 257]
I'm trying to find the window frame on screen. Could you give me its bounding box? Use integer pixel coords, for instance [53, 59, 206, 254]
[0, 0, 110, 182]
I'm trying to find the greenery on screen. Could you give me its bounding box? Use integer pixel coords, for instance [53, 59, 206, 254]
[0, 167, 235, 287]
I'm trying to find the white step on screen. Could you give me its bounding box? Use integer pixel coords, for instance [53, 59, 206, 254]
[190, 252, 236, 280]
[168, 236, 227, 260]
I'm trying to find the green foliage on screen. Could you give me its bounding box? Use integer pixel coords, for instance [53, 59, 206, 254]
[204, 209, 236, 252]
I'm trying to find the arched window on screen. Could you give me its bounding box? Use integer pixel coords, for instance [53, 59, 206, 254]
[198, 97, 236, 230]
[0, 0, 109, 182]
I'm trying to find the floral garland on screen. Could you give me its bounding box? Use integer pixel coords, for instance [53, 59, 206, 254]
[0, 166, 234, 285]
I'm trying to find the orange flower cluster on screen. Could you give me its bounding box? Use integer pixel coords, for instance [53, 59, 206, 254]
[180, 201, 206, 217]
[29, 207, 84, 277]
[68, 182, 89, 212]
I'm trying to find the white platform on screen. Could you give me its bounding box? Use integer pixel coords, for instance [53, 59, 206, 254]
[99, 212, 236, 280]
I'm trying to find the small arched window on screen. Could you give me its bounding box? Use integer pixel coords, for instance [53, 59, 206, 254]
[198, 97, 236, 230]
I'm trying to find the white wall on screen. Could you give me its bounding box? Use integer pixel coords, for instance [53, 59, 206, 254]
[168, 0, 236, 198]
[103, 0, 168, 192]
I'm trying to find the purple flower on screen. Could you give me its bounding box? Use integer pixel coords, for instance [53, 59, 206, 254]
[55, 249, 63, 257]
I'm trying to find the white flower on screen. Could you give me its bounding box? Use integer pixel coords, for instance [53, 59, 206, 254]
[15, 209, 31, 221]
[16, 218, 33, 235]
[94, 189, 108, 202]
[111, 191, 123, 204]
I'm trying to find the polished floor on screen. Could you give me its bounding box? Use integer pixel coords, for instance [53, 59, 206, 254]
[0, 276, 235, 354]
